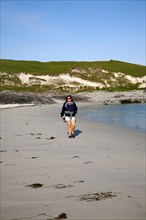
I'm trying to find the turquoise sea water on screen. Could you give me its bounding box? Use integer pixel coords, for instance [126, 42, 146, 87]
[80, 103, 146, 132]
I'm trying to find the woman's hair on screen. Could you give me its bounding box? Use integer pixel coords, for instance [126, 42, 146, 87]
[66, 95, 73, 102]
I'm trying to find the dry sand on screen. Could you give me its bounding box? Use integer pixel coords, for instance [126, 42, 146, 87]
[0, 103, 145, 220]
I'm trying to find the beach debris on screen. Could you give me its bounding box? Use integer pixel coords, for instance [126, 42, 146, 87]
[71, 155, 79, 158]
[0, 150, 7, 152]
[26, 183, 43, 188]
[54, 213, 67, 219]
[30, 133, 35, 135]
[47, 212, 67, 220]
[84, 161, 92, 164]
[54, 184, 74, 189]
[48, 184, 74, 189]
[25, 156, 39, 159]
[73, 180, 84, 183]
[46, 136, 56, 140]
[29, 132, 42, 136]
[30, 156, 39, 159]
[78, 192, 117, 202]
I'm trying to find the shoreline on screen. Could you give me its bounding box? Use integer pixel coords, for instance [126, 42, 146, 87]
[1, 98, 145, 133]
[1, 104, 145, 219]
[0, 90, 145, 107]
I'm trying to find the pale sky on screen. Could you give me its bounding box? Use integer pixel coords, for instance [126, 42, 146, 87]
[1, 0, 145, 65]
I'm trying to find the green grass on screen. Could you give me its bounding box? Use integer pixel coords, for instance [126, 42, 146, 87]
[0, 59, 145, 77]
[0, 83, 142, 93]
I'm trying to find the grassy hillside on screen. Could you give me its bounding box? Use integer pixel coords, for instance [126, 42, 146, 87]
[0, 59, 145, 77]
[0, 59, 145, 93]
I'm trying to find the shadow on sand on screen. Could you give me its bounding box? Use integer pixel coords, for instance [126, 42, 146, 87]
[74, 130, 82, 137]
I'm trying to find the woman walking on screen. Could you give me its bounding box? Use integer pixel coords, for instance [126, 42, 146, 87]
[60, 95, 78, 138]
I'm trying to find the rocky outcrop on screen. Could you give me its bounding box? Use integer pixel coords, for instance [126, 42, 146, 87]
[0, 91, 55, 105]
[0, 91, 91, 104]
[78, 90, 146, 104]
[0, 90, 145, 105]
[120, 99, 142, 104]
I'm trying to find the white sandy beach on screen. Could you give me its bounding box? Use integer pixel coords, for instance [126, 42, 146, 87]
[0, 103, 145, 220]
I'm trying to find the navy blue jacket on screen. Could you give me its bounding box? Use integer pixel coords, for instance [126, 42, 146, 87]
[60, 101, 78, 117]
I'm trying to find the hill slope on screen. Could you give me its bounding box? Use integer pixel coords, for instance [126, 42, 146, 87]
[0, 59, 146, 92]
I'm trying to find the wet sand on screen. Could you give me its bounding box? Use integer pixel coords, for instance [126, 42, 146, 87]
[0, 103, 145, 220]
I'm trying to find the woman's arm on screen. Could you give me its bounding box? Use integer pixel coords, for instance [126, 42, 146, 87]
[74, 102, 78, 114]
[60, 102, 66, 117]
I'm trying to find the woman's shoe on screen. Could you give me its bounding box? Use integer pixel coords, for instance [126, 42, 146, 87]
[71, 134, 75, 138]
[68, 135, 72, 138]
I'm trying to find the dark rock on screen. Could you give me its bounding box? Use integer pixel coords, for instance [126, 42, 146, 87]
[120, 99, 142, 104]
[0, 91, 55, 104]
[114, 94, 125, 98]
[120, 99, 132, 104]
[131, 99, 141, 103]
